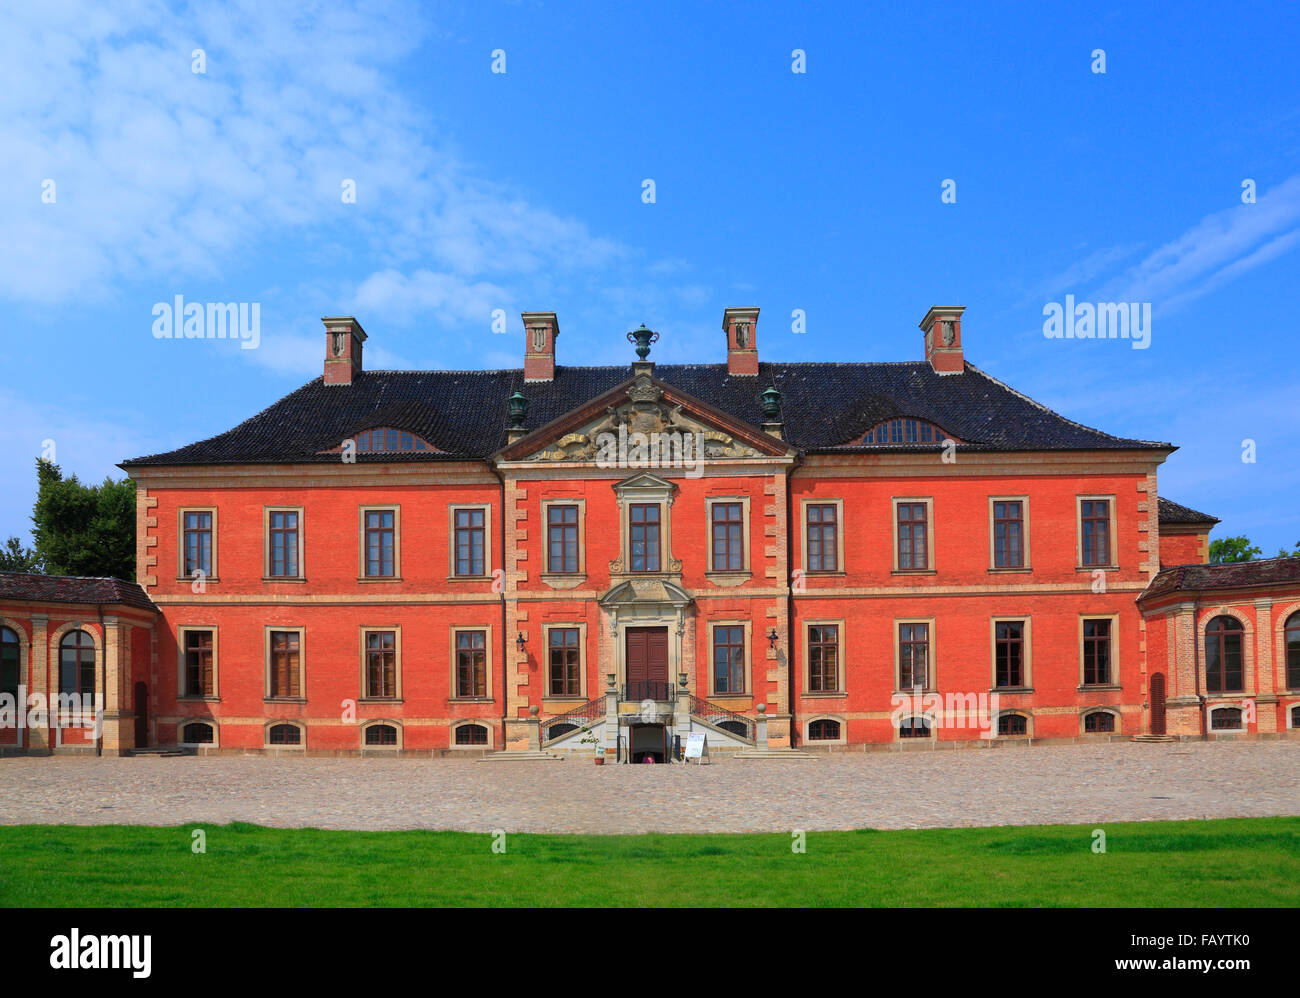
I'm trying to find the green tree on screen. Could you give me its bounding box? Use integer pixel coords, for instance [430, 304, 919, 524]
[1208, 535, 1261, 564]
[31, 459, 136, 580]
[1277, 541, 1300, 558]
[0, 536, 43, 572]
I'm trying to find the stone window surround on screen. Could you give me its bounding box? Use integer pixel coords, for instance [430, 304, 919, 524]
[540, 497, 587, 586]
[264, 719, 306, 750]
[802, 618, 847, 697]
[1080, 707, 1121, 736]
[177, 624, 220, 701]
[894, 616, 936, 693]
[1076, 494, 1117, 570]
[178, 718, 219, 749]
[799, 497, 845, 576]
[449, 624, 494, 701]
[704, 494, 752, 580]
[359, 718, 402, 751]
[1077, 613, 1121, 690]
[450, 719, 495, 750]
[989, 616, 1033, 692]
[264, 625, 306, 702]
[262, 505, 306, 582]
[804, 715, 846, 744]
[705, 618, 752, 699]
[610, 474, 680, 576]
[359, 624, 402, 702]
[891, 496, 936, 574]
[987, 495, 1031, 572]
[358, 504, 401, 581]
[1199, 606, 1254, 696]
[542, 621, 589, 702]
[448, 502, 492, 581]
[176, 505, 218, 583]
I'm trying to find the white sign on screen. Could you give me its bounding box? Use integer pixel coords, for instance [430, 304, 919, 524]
[684, 732, 709, 764]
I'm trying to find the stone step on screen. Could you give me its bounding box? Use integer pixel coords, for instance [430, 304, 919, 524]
[734, 748, 816, 760]
[1130, 734, 1178, 743]
[476, 751, 565, 762]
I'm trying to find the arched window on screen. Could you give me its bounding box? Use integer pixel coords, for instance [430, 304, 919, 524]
[454, 723, 488, 746]
[268, 723, 301, 746]
[364, 723, 398, 746]
[718, 719, 749, 738]
[545, 722, 578, 740]
[899, 716, 931, 739]
[807, 718, 840, 741]
[352, 428, 435, 453]
[1, 626, 20, 700]
[859, 418, 952, 446]
[1210, 707, 1243, 731]
[1083, 710, 1115, 734]
[180, 721, 214, 744]
[1286, 611, 1300, 690]
[58, 630, 96, 699]
[1291, 705, 1300, 729]
[1204, 616, 1244, 693]
[998, 713, 1028, 736]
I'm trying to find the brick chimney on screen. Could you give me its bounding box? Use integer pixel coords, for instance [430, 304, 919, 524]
[723, 306, 759, 376]
[323, 316, 367, 385]
[522, 312, 559, 382]
[920, 306, 965, 375]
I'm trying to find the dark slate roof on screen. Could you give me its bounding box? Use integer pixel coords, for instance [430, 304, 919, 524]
[0, 572, 158, 613]
[1140, 557, 1300, 602]
[121, 361, 1172, 467]
[1157, 496, 1219, 526]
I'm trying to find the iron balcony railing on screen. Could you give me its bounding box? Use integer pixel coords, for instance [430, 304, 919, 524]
[623, 680, 676, 703]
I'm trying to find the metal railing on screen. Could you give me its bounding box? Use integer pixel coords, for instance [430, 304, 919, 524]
[540, 695, 606, 745]
[688, 695, 755, 742]
[623, 680, 676, 702]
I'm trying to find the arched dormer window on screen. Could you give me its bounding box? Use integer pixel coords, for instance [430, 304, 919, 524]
[859, 418, 954, 446]
[352, 428, 436, 453]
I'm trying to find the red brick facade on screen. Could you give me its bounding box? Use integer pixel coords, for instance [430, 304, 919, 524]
[5, 305, 1296, 755]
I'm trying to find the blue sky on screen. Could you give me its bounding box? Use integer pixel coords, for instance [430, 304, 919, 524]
[2, 0, 1298, 552]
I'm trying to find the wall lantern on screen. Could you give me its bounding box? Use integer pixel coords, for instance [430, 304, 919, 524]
[767, 627, 779, 650]
[516, 632, 527, 654]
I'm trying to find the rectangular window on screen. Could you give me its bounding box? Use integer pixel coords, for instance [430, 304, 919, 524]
[1081, 499, 1112, 567]
[994, 621, 1024, 688]
[548, 627, 581, 697]
[455, 630, 488, 698]
[808, 624, 840, 693]
[546, 504, 579, 574]
[806, 504, 838, 572]
[183, 629, 214, 698]
[710, 502, 744, 572]
[454, 508, 486, 577]
[364, 630, 397, 699]
[629, 503, 661, 572]
[898, 623, 930, 691]
[993, 501, 1024, 568]
[268, 630, 301, 698]
[712, 625, 745, 694]
[897, 503, 928, 570]
[183, 511, 212, 577]
[364, 510, 395, 578]
[1082, 618, 1111, 686]
[267, 510, 299, 578]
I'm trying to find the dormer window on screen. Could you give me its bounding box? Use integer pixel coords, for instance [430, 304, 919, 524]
[860, 418, 952, 445]
[353, 428, 435, 453]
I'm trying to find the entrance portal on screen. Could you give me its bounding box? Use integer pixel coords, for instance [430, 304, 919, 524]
[629, 722, 668, 763]
[625, 626, 670, 701]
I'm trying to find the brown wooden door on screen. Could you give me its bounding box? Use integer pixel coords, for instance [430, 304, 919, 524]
[625, 627, 670, 700]
[1150, 673, 1166, 735]
[133, 682, 148, 748]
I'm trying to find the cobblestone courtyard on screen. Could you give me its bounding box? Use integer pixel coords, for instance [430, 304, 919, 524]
[1, 742, 1296, 834]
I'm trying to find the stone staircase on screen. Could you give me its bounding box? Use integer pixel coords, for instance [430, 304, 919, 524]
[1130, 734, 1178, 743]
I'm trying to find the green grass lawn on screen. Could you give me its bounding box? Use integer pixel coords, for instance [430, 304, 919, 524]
[0, 818, 1295, 907]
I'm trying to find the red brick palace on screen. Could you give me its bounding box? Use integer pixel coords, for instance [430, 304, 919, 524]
[2, 305, 1298, 756]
